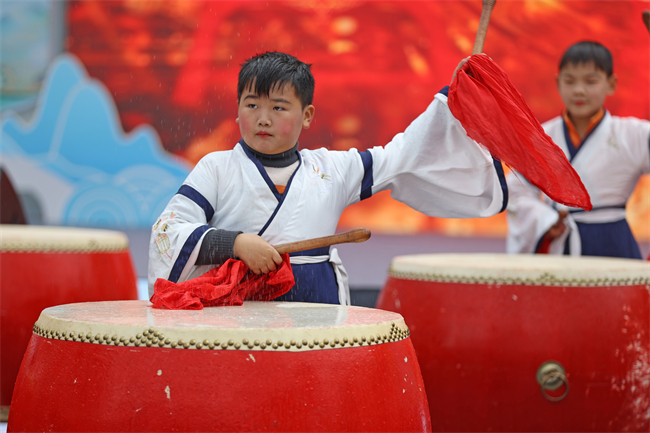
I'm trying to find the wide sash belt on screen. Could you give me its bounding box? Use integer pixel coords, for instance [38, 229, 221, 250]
[289, 248, 350, 306]
[552, 206, 627, 256]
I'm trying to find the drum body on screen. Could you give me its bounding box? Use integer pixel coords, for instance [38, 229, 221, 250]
[8, 300, 431, 432]
[0, 225, 138, 418]
[376, 254, 650, 432]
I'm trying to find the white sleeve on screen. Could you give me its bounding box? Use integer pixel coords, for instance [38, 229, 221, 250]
[361, 92, 507, 218]
[147, 155, 219, 296]
[505, 170, 560, 254]
[624, 117, 650, 175]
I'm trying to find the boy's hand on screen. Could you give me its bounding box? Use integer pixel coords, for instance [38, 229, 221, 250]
[543, 209, 569, 241]
[233, 234, 283, 275]
[451, 56, 471, 85]
[451, 54, 488, 84]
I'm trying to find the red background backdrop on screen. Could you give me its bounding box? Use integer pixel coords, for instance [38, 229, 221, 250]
[66, 0, 650, 239]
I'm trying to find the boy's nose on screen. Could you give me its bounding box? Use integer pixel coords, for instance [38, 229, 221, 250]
[257, 109, 272, 127]
[573, 84, 585, 94]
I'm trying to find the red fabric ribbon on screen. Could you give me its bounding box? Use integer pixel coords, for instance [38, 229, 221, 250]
[150, 253, 294, 310]
[448, 55, 592, 211]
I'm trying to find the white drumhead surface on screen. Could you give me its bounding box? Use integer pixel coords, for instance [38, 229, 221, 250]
[33, 301, 409, 351]
[0, 224, 129, 252]
[389, 253, 650, 286]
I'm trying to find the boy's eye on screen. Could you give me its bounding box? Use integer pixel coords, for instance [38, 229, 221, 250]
[248, 104, 257, 109]
[274, 106, 285, 111]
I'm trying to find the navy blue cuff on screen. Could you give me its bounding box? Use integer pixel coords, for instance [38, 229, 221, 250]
[168, 225, 213, 283]
[492, 159, 508, 213]
[438, 86, 450, 97]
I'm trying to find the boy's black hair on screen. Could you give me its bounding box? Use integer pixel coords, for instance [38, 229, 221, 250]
[559, 41, 613, 76]
[238, 52, 315, 108]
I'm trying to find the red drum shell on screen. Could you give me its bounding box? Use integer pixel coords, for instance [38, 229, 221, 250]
[8, 300, 431, 432]
[0, 225, 138, 415]
[376, 253, 650, 432]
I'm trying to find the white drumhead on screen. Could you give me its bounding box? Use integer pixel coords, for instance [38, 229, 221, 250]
[389, 253, 650, 286]
[0, 224, 129, 253]
[33, 300, 409, 352]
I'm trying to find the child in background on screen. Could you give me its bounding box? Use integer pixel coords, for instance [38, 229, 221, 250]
[506, 41, 650, 258]
[149, 51, 508, 305]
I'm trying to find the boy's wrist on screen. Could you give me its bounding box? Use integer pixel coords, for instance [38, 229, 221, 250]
[196, 229, 242, 265]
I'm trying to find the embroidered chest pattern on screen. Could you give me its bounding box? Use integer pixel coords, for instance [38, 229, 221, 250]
[606, 131, 619, 150]
[309, 161, 334, 193]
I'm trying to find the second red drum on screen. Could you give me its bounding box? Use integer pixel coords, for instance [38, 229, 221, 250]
[376, 253, 650, 432]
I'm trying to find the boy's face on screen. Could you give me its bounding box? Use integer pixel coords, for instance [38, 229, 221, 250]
[237, 82, 315, 155]
[556, 61, 617, 122]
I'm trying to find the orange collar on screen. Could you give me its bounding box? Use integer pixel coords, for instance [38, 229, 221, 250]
[562, 108, 605, 148]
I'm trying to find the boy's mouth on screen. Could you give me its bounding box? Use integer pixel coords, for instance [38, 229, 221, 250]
[257, 132, 272, 138]
[573, 101, 586, 106]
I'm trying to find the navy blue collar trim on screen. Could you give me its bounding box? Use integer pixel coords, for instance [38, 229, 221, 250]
[239, 140, 302, 237]
[240, 139, 299, 168]
[240, 139, 301, 202]
[563, 110, 607, 162]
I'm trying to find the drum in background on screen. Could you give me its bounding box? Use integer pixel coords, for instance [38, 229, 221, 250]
[0, 225, 138, 420]
[376, 253, 650, 432]
[8, 300, 431, 432]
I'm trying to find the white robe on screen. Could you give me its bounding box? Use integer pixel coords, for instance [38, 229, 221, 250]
[148, 92, 508, 301]
[506, 112, 650, 255]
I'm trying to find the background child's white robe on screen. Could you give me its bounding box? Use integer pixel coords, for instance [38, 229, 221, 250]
[506, 112, 650, 256]
[148, 93, 508, 300]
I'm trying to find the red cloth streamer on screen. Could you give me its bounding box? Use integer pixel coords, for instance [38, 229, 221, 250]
[150, 253, 294, 310]
[448, 55, 592, 211]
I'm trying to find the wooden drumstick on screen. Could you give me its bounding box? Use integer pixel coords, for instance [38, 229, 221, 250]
[273, 228, 371, 255]
[472, 0, 497, 55]
[643, 10, 650, 33]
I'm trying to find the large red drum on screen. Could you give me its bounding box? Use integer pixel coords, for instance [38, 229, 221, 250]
[376, 253, 650, 432]
[0, 225, 138, 420]
[8, 300, 431, 432]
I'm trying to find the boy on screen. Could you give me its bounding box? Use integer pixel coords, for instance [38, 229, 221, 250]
[149, 51, 508, 305]
[506, 41, 650, 258]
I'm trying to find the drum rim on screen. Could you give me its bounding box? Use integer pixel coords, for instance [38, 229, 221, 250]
[32, 301, 410, 352]
[0, 224, 130, 253]
[388, 253, 650, 286]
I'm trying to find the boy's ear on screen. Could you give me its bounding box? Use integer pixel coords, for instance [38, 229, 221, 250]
[607, 74, 618, 94]
[302, 105, 315, 129]
[235, 117, 239, 124]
